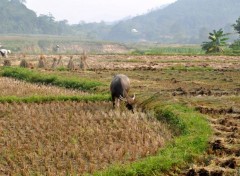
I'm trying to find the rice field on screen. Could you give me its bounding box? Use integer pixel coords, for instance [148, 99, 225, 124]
[0, 53, 239, 175]
[0, 77, 86, 97]
[0, 102, 172, 175]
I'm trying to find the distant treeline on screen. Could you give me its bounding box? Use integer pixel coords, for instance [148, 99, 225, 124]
[1, 0, 240, 43]
[0, 0, 111, 39]
[0, 0, 73, 35]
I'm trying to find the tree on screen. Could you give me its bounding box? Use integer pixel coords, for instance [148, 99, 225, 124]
[233, 17, 240, 35]
[230, 17, 240, 51]
[201, 29, 229, 53]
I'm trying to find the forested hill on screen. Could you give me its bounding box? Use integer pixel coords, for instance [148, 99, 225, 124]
[104, 0, 240, 43]
[1, 0, 240, 44]
[0, 0, 72, 34]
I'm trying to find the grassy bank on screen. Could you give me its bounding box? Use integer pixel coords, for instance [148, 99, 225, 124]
[131, 46, 205, 56]
[91, 102, 211, 176]
[1, 67, 104, 91]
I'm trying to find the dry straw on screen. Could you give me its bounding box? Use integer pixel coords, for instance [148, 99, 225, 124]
[57, 55, 63, 67]
[0, 77, 86, 97]
[80, 51, 89, 70]
[19, 59, 29, 68]
[67, 56, 75, 70]
[3, 59, 11, 66]
[51, 57, 58, 70]
[0, 101, 172, 175]
[38, 55, 45, 68]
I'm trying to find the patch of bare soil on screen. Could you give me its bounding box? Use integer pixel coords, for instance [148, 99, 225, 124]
[172, 87, 240, 97]
[183, 110, 240, 176]
[5, 55, 240, 71]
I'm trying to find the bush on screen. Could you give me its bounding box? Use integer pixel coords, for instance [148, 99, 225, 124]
[230, 40, 240, 50]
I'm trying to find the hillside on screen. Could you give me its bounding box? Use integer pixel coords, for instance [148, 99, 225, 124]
[1, 0, 239, 44]
[105, 0, 240, 43]
[0, 0, 72, 35]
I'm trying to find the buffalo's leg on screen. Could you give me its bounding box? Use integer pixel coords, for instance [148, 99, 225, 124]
[116, 98, 120, 108]
[112, 95, 115, 109]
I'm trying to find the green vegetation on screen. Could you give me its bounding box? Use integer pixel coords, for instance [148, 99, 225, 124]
[1, 67, 104, 91]
[92, 103, 211, 176]
[230, 16, 240, 53]
[1, 0, 240, 43]
[131, 46, 204, 55]
[106, 0, 239, 43]
[233, 17, 240, 35]
[0, 0, 72, 35]
[168, 65, 213, 72]
[201, 29, 230, 54]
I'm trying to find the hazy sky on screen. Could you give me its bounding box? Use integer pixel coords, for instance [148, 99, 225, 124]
[25, 0, 177, 24]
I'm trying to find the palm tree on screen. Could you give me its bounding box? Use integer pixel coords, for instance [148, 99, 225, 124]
[201, 29, 229, 53]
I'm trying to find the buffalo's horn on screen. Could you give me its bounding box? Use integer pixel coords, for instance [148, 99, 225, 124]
[132, 94, 136, 100]
[119, 95, 127, 101]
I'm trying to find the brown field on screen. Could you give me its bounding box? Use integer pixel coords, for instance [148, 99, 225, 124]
[0, 77, 86, 97]
[0, 102, 172, 175]
[4, 54, 240, 71]
[0, 54, 239, 175]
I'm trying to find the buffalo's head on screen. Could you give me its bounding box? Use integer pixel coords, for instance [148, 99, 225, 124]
[120, 94, 136, 113]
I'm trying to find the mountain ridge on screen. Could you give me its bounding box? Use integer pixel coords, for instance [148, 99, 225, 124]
[105, 0, 240, 43]
[1, 0, 239, 44]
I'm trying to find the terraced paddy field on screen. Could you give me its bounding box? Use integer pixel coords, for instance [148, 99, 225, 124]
[0, 54, 239, 175]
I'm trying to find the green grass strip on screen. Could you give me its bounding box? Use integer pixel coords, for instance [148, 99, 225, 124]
[91, 104, 211, 176]
[0, 94, 110, 103]
[1, 67, 103, 91]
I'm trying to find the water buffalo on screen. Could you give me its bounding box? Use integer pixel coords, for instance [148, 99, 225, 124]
[0, 49, 11, 58]
[110, 74, 136, 112]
